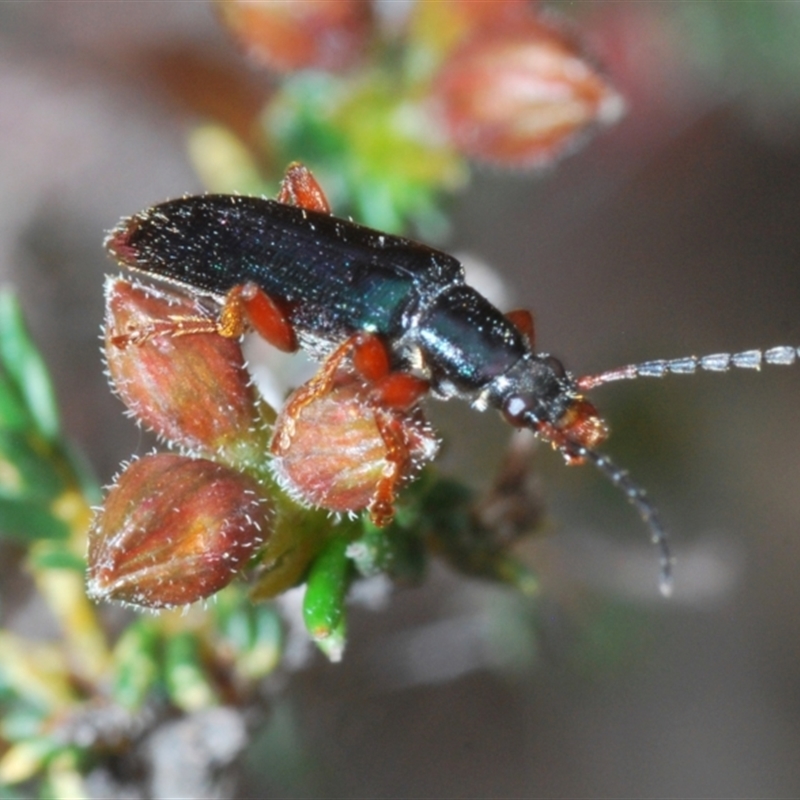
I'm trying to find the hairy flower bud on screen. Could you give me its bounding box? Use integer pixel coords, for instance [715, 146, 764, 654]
[87, 454, 270, 609]
[434, 18, 624, 167]
[103, 277, 271, 467]
[270, 369, 438, 520]
[216, 0, 373, 73]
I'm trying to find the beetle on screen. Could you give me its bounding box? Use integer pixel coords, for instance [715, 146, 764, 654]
[106, 163, 800, 595]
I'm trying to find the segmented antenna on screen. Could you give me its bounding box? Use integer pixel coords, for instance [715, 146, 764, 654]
[577, 346, 798, 391]
[566, 443, 674, 597]
[569, 344, 800, 594]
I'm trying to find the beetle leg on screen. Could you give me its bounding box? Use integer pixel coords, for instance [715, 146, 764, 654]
[351, 332, 391, 381]
[112, 281, 298, 353]
[277, 162, 332, 214]
[368, 409, 412, 527]
[370, 373, 429, 410]
[347, 333, 430, 409]
[271, 335, 365, 452]
[505, 309, 535, 347]
[273, 332, 400, 436]
[218, 282, 298, 352]
[273, 332, 431, 526]
[348, 335, 429, 524]
[108, 315, 219, 348]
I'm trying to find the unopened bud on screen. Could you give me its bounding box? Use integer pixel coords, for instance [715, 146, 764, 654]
[216, 0, 373, 73]
[270, 370, 438, 521]
[87, 454, 270, 609]
[103, 276, 271, 467]
[434, 18, 624, 167]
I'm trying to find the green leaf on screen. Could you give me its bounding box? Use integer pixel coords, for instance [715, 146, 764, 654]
[213, 588, 283, 679]
[42, 748, 88, 800]
[0, 292, 60, 441]
[27, 546, 85, 573]
[415, 475, 540, 591]
[0, 371, 32, 433]
[312, 613, 346, 663]
[302, 535, 351, 660]
[237, 605, 283, 680]
[0, 430, 68, 503]
[0, 704, 47, 742]
[0, 736, 56, 787]
[252, 604, 283, 651]
[219, 602, 255, 651]
[347, 517, 426, 583]
[112, 621, 161, 711]
[164, 632, 217, 712]
[0, 498, 70, 542]
[60, 442, 101, 506]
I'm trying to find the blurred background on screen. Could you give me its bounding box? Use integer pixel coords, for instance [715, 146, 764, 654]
[3, 1, 800, 796]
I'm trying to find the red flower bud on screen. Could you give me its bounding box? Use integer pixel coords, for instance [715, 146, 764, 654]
[434, 18, 624, 167]
[270, 369, 438, 520]
[87, 454, 271, 609]
[103, 277, 271, 467]
[216, 0, 373, 73]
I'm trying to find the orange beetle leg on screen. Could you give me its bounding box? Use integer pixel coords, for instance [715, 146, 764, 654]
[270, 335, 367, 453]
[277, 162, 332, 214]
[351, 332, 391, 383]
[367, 410, 412, 528]
[506, 309, 535, 347]
[218, 282, 298, 353]
[370, 373, 429, 411]
[350, 333, 429, 408]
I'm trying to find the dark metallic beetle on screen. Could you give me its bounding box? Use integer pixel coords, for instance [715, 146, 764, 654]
[107, 164, 800, 595]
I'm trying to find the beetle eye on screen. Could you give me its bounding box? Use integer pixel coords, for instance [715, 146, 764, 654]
[501, 394, 535, 427]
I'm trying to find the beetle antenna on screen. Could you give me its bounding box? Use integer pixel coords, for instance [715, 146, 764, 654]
[566, 442, 674, 597]
[577, 346, 799, 391]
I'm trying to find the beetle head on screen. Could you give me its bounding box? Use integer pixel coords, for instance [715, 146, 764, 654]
[498, 354, 608, 456]
[497, 353, 672, 596]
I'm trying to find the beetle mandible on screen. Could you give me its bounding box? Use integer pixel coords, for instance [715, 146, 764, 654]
[106, 163, 800, 595]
